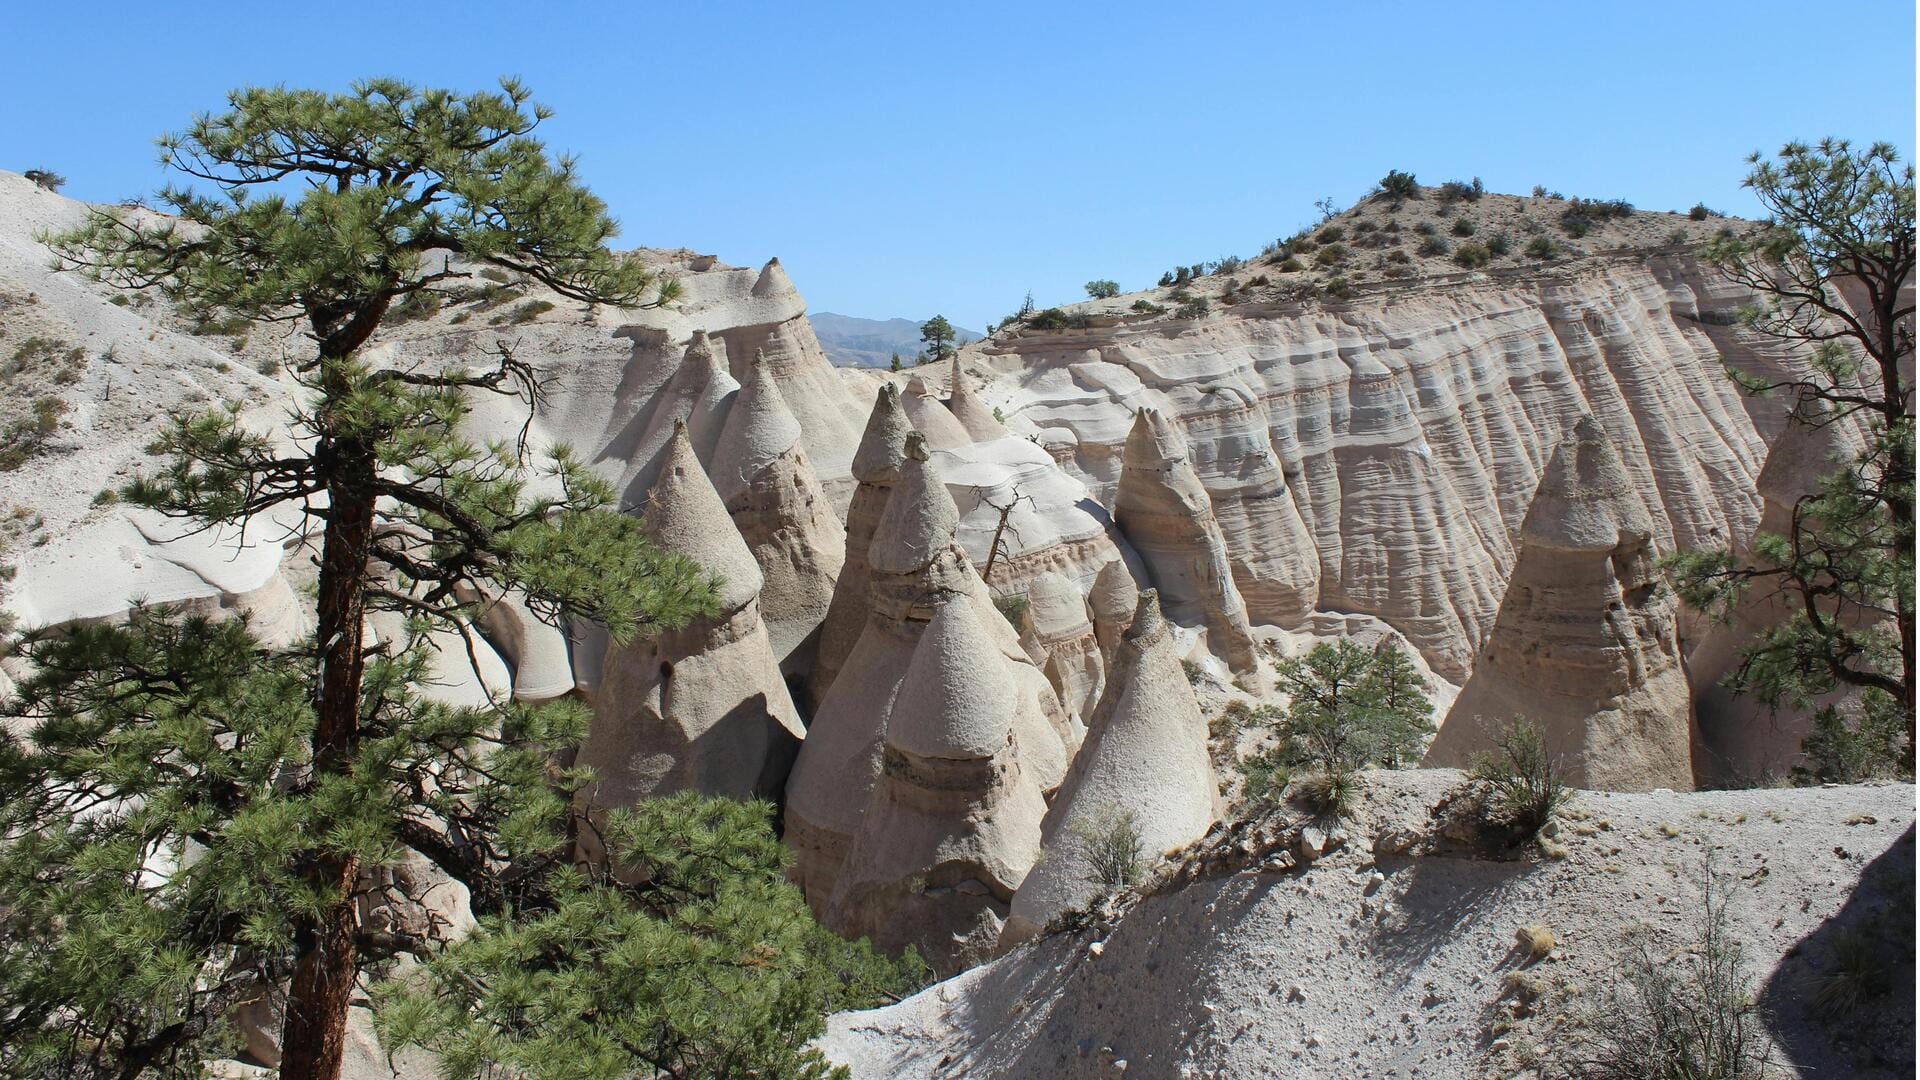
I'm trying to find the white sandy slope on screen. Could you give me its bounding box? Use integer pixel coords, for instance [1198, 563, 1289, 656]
[820, 771, 1915, 1079]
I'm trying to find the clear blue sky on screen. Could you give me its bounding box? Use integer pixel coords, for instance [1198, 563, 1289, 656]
[4, 1, 1913, 331]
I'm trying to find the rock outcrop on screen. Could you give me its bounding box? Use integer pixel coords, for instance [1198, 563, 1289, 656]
[785, 433, 1072, 911]
[1112, 407, 1259, 671]
[1689, 398, 1867, 784]
[1003, 589, 1221, 944]
[577, 422, 804, 812]
[1424, 417, 1697, 791]
[1017, 571, 1104, 734]
[1088, 558, 1140, 660]
[902, 375, 974, 450]
[710, 349, 846, 674]
[617, 330, 738, 503]
[946, 355, 1009, 442]
[828, 594, 1050, 974]
[810, 383, 914, 704]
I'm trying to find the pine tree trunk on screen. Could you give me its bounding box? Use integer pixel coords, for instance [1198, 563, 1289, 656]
[279, 444, 377, 1080]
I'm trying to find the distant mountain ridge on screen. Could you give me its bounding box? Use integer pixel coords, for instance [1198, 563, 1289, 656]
[810, 311, 981, 368]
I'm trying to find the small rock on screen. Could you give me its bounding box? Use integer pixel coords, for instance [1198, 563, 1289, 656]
[1362, 871, 1386, 895]
[1287, 984, 1307, 1002]
[1298, 826, 1328, 859]
[1089, 941, 1106, 958]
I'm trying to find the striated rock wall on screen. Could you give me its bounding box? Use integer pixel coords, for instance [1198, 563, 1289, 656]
[973, 255, 1793, 679]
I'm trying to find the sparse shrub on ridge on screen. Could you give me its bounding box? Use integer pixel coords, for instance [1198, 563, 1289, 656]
[1085, 279, 1120, 299]
[23, 170, 66, 192]
[1689, 202, 1713, 221]
[1379, 169, 1420, 200]
[1469, 718, 1568, 837]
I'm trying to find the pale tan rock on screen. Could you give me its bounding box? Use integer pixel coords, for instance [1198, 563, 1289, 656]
[1003, 589, 1222, 944]
[1089, 558, 1141, 660]
[1424, 417, 1698, 791]
[1112, 407, 1258, 671]
[711, 349, 846, 674]
[1017, 571, 1104, 734]
[786, 433, 1071, 911]
[902, 375, 974, 450]
[1689, 398, 1867, 784]
[828, 593, 1049, 974]
[946, 354, 1009, 442]
[618, 330, 737, 502]
[811, 383, 914, 705]
[456, 583, 574, 702]
[578, 422, 804, 813]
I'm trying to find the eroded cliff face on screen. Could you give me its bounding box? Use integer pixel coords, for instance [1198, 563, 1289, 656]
[973, 254, 1794, 679]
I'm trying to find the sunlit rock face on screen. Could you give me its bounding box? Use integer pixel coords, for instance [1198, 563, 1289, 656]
[974, 257, 1792, 679]
[1424, 417, 1698, 792]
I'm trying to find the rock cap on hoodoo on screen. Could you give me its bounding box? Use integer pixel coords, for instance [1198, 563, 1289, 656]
[751, 256, 796, 298]
[851, 382, 915, 484]
[888, 595, 1019, 760]
[646, 419, 762, 611]
[711, 349, 804, 501]
[1124, 406, 1183, 466]
[868, 432, 961, 575]
[1090, 560, 1140, 623]
[1023, 572, 1091, 642]
[1519, 416, 1652, 551]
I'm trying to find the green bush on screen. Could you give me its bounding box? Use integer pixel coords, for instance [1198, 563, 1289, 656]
[1486, 234, 1511, 256]
[1323, 276, 1353, 299]
[1130, 299, 1166, 314]
[1277, 256, 1305, 273]
[1175, 297, 1210, 320]
[1314, 245, 1345, 267]
[1378, 169, 1420, 200]
[1452, 242, 1492, 269]
[1469, 718, 1567, 836]
[1451, 217, 1475, 237]
[491, 299, 555, 326]
[1316, 225, 1346, 243]
[1085, 279, 1120, 299]
[1689, 202, 1712, 221]
[1071, 807, 1148, 890]
[1418, 236, 1450, 257]
[1526, 236, 1558, 259]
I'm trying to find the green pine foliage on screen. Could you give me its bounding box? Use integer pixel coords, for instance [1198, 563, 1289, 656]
[1237, 638, 1434, 813]
[5, 78, 915, 1079]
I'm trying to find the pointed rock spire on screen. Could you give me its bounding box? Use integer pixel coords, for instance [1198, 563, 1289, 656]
[1017, 571, 1104, 731]
[710, 351, 846, 675]
[1003, 588, 1220, 944]
[1089, 558, 1141, 659]
[1424, 418, 1696, 791]
[576, 420, 803, 813]
[623, 331, 739, 499]
[828, 593, 1048, 974]
[812, 384, 915, 702]
[946, 355, 1008, 441]
[1112, 407, 1258, 671]
[751, 256, 796, 298]
[902, 375, 974, 450]
[869, 432, 960, 576]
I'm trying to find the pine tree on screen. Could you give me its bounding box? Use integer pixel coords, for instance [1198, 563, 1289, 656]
[1668, 139, 1915, 774]
[4, 79, 917, 1079]
[918, 314, 956, 363]
[1258, 637, 1434, 783]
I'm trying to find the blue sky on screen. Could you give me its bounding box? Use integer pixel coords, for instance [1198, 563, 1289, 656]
[4, 2, 1913, 330]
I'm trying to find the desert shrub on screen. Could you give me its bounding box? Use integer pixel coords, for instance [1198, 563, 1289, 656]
[1383, 265, 1414, 279]
[1314, 245, 1344, 267]
[1247, 274, 1268, 287]
[108, 294, 130, 306]
[1386, 249, 1411, 264]
[1668, 227, 1690, 245]
[992, 593, 1029, 627]
[255, 356, 280, 377]
[1526, 236, 1558, 259]
[1561, 197, 1634, 237]
[1689, 202, 1712, 221]
[478, 266, 512, 283]
[1532, 184, 1549, 198]
[1795, 693, 1907, 783]
[1452, 217, 1476, 237]
[1564, 859, 1768, 1080]
[1453, 242, 1492, 269]
[1469, 718, 1567, 836]
[1235, 753, 1291, 805]
[1258, 237, 1288, 258]
[1277, 256, 1305, 273]
[1414, 221, 1437, 237]
[1157, 271, 1176, 287]
[1323, 276, 1353, 299]
[24, 170, 66, 192]
[1316, 225, 1346, 243]
[1085, 279, 1120, 299]
[1811, 924, 1894, 1018]
[1072, 807, 1147, 890]
[1211, 255, 1243, 276]
[1290, 234, 1318, 254]
[491, 299, 555, 326]
[1130, 299, 1165, 314]
[1378, 169, 1420, 200]
[0, 397, 69, 471]
[1353, 220, 1377, 233]
[389, 289, 443, 323]
[1027, 307, 1087, 330]
[1418, 236, 1451, 257]
[1486, 233, 1511, 256]
[1175, 297, 1210, 320]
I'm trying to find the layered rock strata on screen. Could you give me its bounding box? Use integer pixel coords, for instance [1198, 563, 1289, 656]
[1423, 417, 1698, 791]
[710, 349, 846, 674]
[1017, 571, 1104, 734]
[828, 594, 1050, 974]
[577, 421, 805, 811]
[1003, 589, 1222, 943]
[1112, 407, 1258, 671]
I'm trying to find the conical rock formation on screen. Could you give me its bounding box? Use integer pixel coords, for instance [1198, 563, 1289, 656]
[1112, 407, 1258, 670]
[1003, 590, 1222, 944]
[786, 433, 1072, 911]
[710, 349, 846, 674]
[578, 421, 804, 815]
[828, 594, 1050, 974]
[1018, 571, 1104, 734]
[811, 383, 914, 703]
[902, 375, 974, 450]
[1424, 417, 1697, 791]
[620, 330, 738, 502]
[946, 355, 1009, 442]
[1089, 558, 1141, 660]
